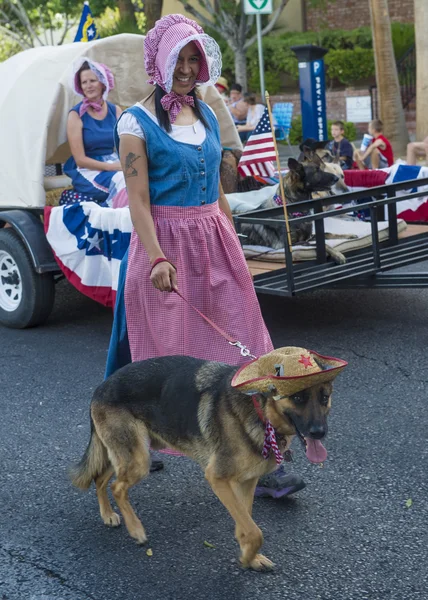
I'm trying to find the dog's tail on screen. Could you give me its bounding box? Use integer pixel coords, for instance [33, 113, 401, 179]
[325, 245, 347, 265]
[70, 415, 110, 490]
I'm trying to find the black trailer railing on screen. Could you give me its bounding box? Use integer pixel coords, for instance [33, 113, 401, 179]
[234, 177, 428, 296]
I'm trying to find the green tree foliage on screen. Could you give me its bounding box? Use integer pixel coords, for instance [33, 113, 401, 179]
[0, 0, 82, 49]
[288, 115, 357, 146]
[219, 23, 414, 93]
[0, 1, 146, 61]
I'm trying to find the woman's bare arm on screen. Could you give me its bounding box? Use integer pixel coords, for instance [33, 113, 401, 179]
[119, 133, 177, 291]
[218, 182, 235, 227]
[229, 101, 247, 121]
[67, 111, 122, 171]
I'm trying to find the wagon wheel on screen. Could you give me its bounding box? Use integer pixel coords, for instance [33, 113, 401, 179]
[0, 228, 55, 329]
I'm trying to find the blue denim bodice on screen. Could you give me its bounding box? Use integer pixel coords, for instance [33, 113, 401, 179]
[71, 101, 116, 157]
[115, 102, 221, 207]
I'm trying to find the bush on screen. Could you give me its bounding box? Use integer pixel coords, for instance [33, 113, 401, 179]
[244, 23, 414, 92]
[288, 115, 357, 146]
[324, 48, 375, 86]
[97, 7, 145, 37]
[289, 115, 303, 145]
[391, 22, 415, 59]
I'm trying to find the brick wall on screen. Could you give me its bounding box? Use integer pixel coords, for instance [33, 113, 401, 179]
[304, 0, 414, 31]
[271, 88, 372, 136]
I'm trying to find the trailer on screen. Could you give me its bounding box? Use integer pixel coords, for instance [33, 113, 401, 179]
[235, 177, 428, 295]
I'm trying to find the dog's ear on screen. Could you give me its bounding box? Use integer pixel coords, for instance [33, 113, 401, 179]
[288, 157, 305, 178]
[310, 151, 324, 167]
[300, 147, 315, 163]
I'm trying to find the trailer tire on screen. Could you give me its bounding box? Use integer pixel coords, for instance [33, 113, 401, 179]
[0, 228, 55, 328]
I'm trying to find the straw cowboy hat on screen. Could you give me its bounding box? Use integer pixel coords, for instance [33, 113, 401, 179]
[216, 76, 229, 92]
[231, 346, 347, 397]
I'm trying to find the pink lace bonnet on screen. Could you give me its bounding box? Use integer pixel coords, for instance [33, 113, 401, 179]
[144, 14, 222, 93]
[71, 57, 115, 100]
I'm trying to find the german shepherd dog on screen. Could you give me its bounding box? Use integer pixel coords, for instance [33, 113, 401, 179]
[299, 139, 350, 207]
[70, 355, 334, 571]
[238, 154, 353, 264]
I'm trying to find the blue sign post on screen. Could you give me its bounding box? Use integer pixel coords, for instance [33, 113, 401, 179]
[291, 45, 328, 142]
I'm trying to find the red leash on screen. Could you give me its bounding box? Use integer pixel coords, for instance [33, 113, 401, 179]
[173, 288, 257, 360]
[173, 288, 284, 464]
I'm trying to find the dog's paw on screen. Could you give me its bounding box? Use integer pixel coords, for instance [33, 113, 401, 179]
[103, 512, 121, 527]
[244, 554, 275, 572]
[131, 526, 148, 545]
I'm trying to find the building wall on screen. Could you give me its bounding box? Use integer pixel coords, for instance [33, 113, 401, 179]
[275, 0, 304, 32]
[271, 88, 374, 136]
[304, 0, 414, 31]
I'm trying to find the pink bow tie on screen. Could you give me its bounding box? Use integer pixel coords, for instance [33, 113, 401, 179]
[160, 92, 195, 124]
[79, 98, 104, 117]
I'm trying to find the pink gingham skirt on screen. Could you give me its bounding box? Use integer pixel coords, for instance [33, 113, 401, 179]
[124, 201, 273, 365]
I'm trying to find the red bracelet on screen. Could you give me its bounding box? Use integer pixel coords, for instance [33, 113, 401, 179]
[150, 257, 176, 274]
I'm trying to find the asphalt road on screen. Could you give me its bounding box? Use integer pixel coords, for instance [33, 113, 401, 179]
[1, 275, 427, 600]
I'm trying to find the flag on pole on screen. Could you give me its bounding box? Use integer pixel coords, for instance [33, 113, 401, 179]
[238, 107, 277, 183]
[74, 1, 99, 42]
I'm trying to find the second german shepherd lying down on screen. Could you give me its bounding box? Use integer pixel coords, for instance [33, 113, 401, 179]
[239, 154, 354, 264]
[71, 349, 346, 571]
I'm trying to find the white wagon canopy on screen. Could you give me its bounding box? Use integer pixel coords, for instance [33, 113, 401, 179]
[0, 33, 241, 209]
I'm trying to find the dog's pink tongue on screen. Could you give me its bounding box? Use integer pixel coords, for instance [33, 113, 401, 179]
[305, 438, 328, 463]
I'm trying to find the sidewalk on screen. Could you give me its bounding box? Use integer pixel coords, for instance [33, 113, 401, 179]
[277, 143, 299, 165]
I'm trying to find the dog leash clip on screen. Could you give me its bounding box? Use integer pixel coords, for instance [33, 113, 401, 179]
[229, 341, 257, 360]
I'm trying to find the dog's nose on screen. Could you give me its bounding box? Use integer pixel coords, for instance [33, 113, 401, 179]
[308, 424, 326, 439]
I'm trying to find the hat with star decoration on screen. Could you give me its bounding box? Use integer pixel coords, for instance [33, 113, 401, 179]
[231, 346, 347, 397]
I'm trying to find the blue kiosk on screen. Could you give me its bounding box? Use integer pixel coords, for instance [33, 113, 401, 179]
[291, 45, 328, 143]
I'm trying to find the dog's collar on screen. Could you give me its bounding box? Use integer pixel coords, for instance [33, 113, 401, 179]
[252, 395, 291, 464]
[273, 193, 308, 219]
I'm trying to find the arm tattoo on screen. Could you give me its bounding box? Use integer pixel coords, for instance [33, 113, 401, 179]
[124, 152, 141, 178]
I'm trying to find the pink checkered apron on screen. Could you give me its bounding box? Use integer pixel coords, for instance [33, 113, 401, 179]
[124, 201, 273, 365]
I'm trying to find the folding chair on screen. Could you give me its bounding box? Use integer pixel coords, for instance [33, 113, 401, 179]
[272, 102, 293, 151]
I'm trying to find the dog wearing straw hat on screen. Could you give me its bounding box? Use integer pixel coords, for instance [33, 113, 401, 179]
[70, 347, 347, 571]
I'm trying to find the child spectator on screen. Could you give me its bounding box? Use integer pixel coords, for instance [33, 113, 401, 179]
[354, 119, 394, 169]
[327, 121, 354, 170]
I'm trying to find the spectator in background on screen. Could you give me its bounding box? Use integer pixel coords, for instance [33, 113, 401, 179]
[406, 136, 428, 165]
[215, 76, 229, 102]
[228, 83, 248, 126]
[327, 120, 354, 170]
[237, 92, 265, 143]
[354, 119, 394, 169]
[63, 58, 123, 205]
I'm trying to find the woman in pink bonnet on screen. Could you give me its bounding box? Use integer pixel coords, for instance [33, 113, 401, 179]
[63, 58, 123, 205]
[104, 14, 305, 498]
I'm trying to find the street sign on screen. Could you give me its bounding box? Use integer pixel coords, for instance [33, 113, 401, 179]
[243, 0, 273, 15]
[346, 96, 372, 123]
[243, 0, 272, 100]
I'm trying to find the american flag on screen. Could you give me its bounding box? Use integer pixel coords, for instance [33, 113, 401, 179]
[238, 107, 277, 182]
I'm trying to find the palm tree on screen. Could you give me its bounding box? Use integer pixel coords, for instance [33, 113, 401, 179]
[414, 0, 428, 141]
[368, 0, 409, 157]
[144, 0, 163, 32]
[118, 0, 138, 28]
